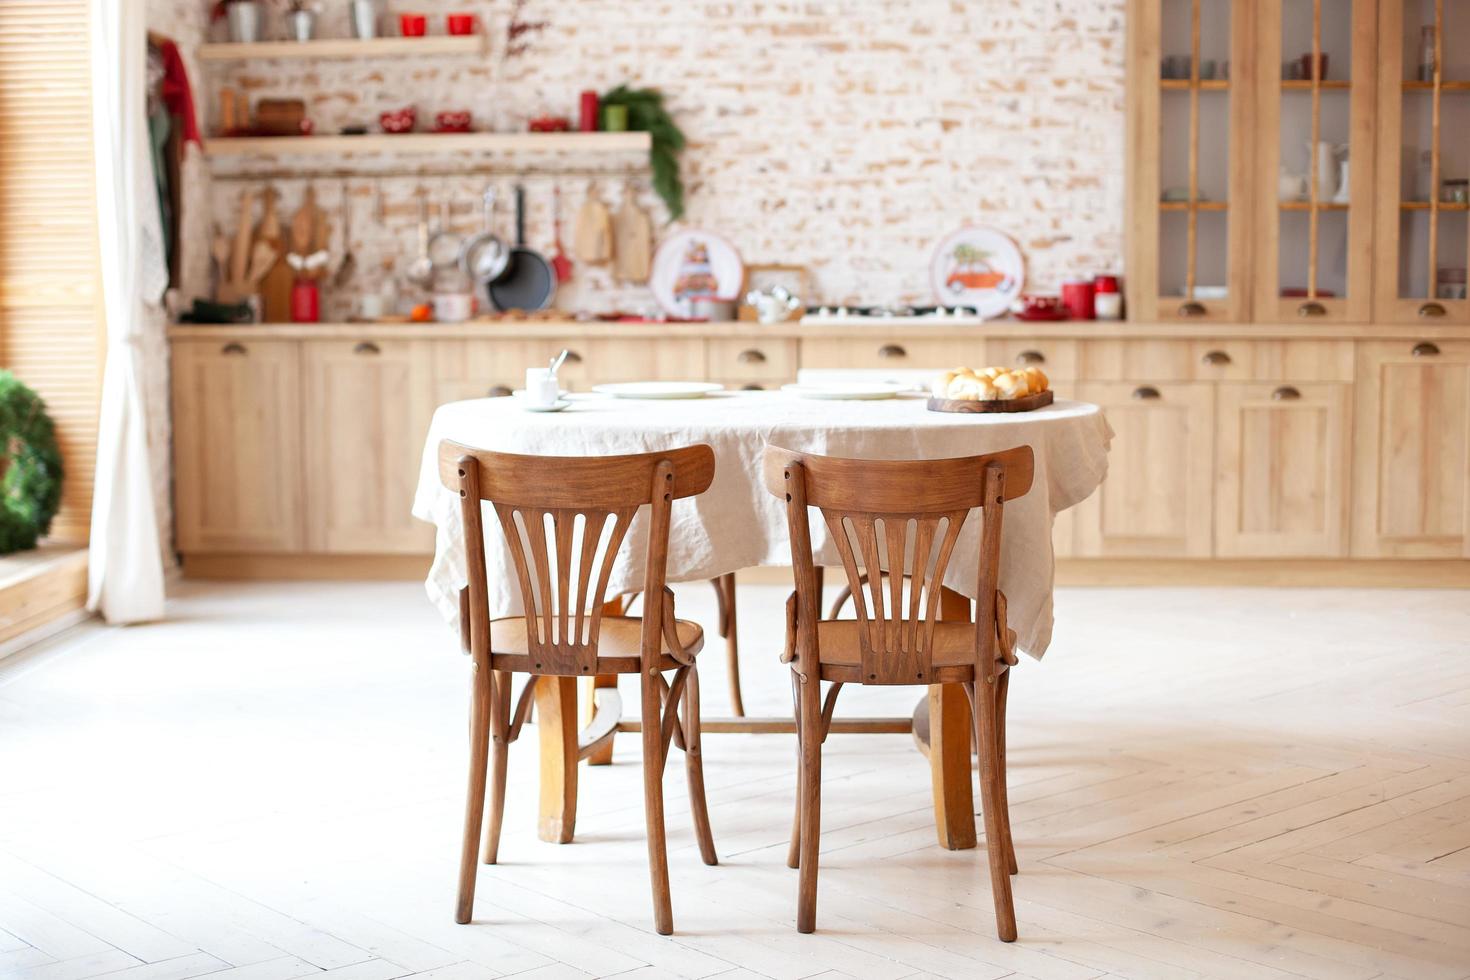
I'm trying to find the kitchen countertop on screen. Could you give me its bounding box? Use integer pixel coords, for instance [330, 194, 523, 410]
[167, 319, 1470, 341]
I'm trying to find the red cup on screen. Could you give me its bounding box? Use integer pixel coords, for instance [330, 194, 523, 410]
[579, 90, 600, 132]
[1061, 279, 1096, 320]
[1094, 274, 1121, 294]
[290, 279, 320, 323]
[446, 13, 475, 35]
[399, 13, 427, 36]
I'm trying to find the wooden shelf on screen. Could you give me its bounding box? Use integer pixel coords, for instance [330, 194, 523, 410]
[1161, 79, 1229, 90]
[1160, 200, 1228, 211]
[1279, 200, 1350, 210]
[203, 132, 652, 158]
[1281, 79, 1351, 90]
[1400, 201, 1470, 211]
[198, 36, 485, 62]
[1402, 80, 1470, 91]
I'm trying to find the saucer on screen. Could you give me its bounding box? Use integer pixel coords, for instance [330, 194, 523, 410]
[522, 400, 571, 413]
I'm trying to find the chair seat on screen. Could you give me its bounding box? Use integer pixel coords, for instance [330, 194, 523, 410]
[488, 615, 704, 674]
[815, 619, 988, 684]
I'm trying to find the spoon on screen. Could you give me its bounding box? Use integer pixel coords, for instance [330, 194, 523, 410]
[333, 180, 356, 287]
[405, 190, 434, 288]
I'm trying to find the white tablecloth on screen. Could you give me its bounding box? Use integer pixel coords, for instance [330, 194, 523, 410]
[412, 391, 1112, 659]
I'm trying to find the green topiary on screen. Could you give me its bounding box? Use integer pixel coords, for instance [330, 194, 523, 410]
[0, 371, 63, 554]
[601, 85, 687, 222]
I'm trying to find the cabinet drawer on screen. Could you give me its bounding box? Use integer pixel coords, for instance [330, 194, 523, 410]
[1189, 339, 1354, 382]
[985, 339, 1077, 379]
[433, 339, 594, 392]
[801, 337, 986, 370]
[707, 338, 796, 381]
[589, 337, 707, 383]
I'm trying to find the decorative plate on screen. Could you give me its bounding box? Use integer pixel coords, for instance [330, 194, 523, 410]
[591, 381, 725, 399]
[649, 230, 744, 317]
[929, 226, 1024, 318]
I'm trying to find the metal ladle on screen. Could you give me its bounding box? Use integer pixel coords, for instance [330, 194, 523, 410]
[405, 190, 434, 288]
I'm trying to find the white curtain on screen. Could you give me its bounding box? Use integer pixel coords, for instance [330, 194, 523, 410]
[87, 0, 167, 624]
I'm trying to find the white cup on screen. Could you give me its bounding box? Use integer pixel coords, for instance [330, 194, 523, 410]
[524, 368, 560, 407]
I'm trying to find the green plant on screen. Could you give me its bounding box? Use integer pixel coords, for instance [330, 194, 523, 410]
[0, 371, 62, 554]
[601, 85, 686, 222]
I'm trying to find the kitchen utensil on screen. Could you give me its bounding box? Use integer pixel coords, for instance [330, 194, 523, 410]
[780, 382, 908, 400]
[291, 279, 320, 322]
[219, 87, 242, 135]
[579, 90, 599, 132]
[426, 198, 461, 273]
[243, 240, 278, 288]
[447, 13, 475, 34]
[406, 191, 434, 289]
[211, 224, 232, 297]
[432, 110, 472, 133]
[1299, 52, 1328, 80]
[573, 184, 612, 264]
[927, 390, 1054, 414]
[287, 8, 316, 41]
[689, 295, 736, 321]
[254, 99, 308, 136]
[549, 348, 571, 376]
[521, 399, 571, 413]
[602, 104, 628, 131]
[226, 0, 262, 43]
[591, 381, 724, 400]
[399, 13, 427, 36]
[524, 368, 561, 407]
[612, 189, 652, 282]
[229, 190, 255, 288]
[1307, 140, 1343, 199]
[290, 185, 317, 256]
[349, 0, 378, 38]
[256, 188, 294, 322]
[380, 107, 416, 134]
[648, 229, 744, 317]
[1061, 279, 1095, 319]
[334, 182, 356, 286]
[487, 185, 557, 312]
[432, 292, 473, 322]
[550, 186, 572, 282]
[459, 187, 508, 284]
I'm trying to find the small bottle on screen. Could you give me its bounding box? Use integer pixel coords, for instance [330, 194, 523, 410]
[1420, 25, 1437, 83]
[1094, 274, 1123, 320]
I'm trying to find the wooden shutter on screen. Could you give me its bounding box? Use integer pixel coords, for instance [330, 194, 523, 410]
[0, 0, 104, 543]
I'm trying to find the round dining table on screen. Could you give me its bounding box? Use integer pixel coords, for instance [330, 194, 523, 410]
[413, 388, 1112, 849]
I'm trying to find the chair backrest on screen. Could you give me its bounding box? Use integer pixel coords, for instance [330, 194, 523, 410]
[762, 445, 1034, 684]
[440, 441, 715, 675]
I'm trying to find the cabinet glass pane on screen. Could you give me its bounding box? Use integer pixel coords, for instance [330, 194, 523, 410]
[1158, 0, 1233, 300]
[1396, 0, 1469, 302]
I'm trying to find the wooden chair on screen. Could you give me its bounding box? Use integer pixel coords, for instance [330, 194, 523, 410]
[440, 441, 720, 935]
[762, 444, 1034, 941]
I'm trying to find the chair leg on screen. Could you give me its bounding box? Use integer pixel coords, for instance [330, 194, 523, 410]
[972, 679, 1018, 942]
[455, 660, 493, 924]
[995, 668, 1017, 876]
[786, 670, 801, 870]
[482, 669, 513, 865]
[712, 573, 745, 717]
[796, 673, 822, 933]
[682, 666, 719, 866]
[640, 671, 674, 935]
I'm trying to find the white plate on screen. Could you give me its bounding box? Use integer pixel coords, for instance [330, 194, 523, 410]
[592, 381, 725, 400]
[929, 226, 1024, 318]
[648, 230, 744, 317]
[522, 399, 571, 413]
[781, 382, 910, 400]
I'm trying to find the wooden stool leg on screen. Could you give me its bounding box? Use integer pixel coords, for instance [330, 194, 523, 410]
[641, 671, 674, 935]
[535, 676, 578, 844]
[455, 661, 493, 924]
[482, 669, 513, 865]
[682, 666, 719, 866]
[972, 679, 1017, 942]
[786, 670, 802, 870]
[795, 673, 822, 933]
[996, 668, 1017, 875]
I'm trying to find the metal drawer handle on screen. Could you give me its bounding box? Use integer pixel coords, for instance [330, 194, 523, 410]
[1201, 349, 1232, 366]
[1412, 342, 1441, 357]
[1177, 301, 1206, 317]
[1272, 385, 1302, 401]
[487, 385, 513, 397]
[1296, 301, 1327, 317]
[563, 350, 583, 364]
[1016, 349, 1045, 365]
[354, 341, 381, 356]
[741, 383, 765, 391]
[1132, 385, 1161, 400]
[737, 349, 767, 364]
[878, 344, 907, 359]
[1418, 302, 1447, 319]
[221, 342, 247, 356]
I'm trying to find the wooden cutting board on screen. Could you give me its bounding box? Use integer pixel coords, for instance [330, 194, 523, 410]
[926, 390, 1054, 413]
[573, 189, 612, 265]
[612, 195, 652, 283]
[256, 189, 294, 322]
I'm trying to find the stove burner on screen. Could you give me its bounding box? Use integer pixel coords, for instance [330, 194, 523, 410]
[804, 305, 980, 318]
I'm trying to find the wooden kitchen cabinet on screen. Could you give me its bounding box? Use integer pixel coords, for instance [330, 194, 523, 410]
[1065, 381, 1216, 557]
[1215, 382, 1351, 556]
[1352, 339, 1470, 556]
[1372, 0, 1470, 326]
[173, 338, 304, 553]
[302, 339, 436, 554]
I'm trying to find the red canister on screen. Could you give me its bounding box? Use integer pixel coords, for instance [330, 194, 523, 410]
[579, 90, 600, 132]
[1061, 279, 1096, 320]
[290, 279, 320, 323]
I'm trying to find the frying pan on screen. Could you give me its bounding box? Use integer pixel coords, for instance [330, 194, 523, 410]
[487, 185, 556, 312]
[459, 186, 508, 284]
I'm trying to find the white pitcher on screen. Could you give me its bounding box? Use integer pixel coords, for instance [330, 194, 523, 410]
[1305, 141, 1345, 200]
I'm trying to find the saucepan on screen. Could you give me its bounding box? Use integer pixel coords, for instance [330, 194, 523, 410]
[487, 185, 556, 311]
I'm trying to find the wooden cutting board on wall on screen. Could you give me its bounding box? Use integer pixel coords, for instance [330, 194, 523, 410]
[257, 188, 293, 322]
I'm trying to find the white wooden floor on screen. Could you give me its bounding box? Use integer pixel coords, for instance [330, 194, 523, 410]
[1, 581, 1468, 980]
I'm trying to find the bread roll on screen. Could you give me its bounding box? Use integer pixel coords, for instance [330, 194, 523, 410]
[992, 369, 1029, 400]
[947, 374, 999, 401]
[1022, 366, 1049, 393]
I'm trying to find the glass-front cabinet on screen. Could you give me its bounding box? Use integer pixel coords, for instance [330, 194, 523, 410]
[1376, 0, 1470, 324]
[1252, 0, 1377, 322]
[1127, 0, 1255, 321]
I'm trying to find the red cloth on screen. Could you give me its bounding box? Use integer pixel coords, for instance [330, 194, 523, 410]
[155, 39, 200, 145]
